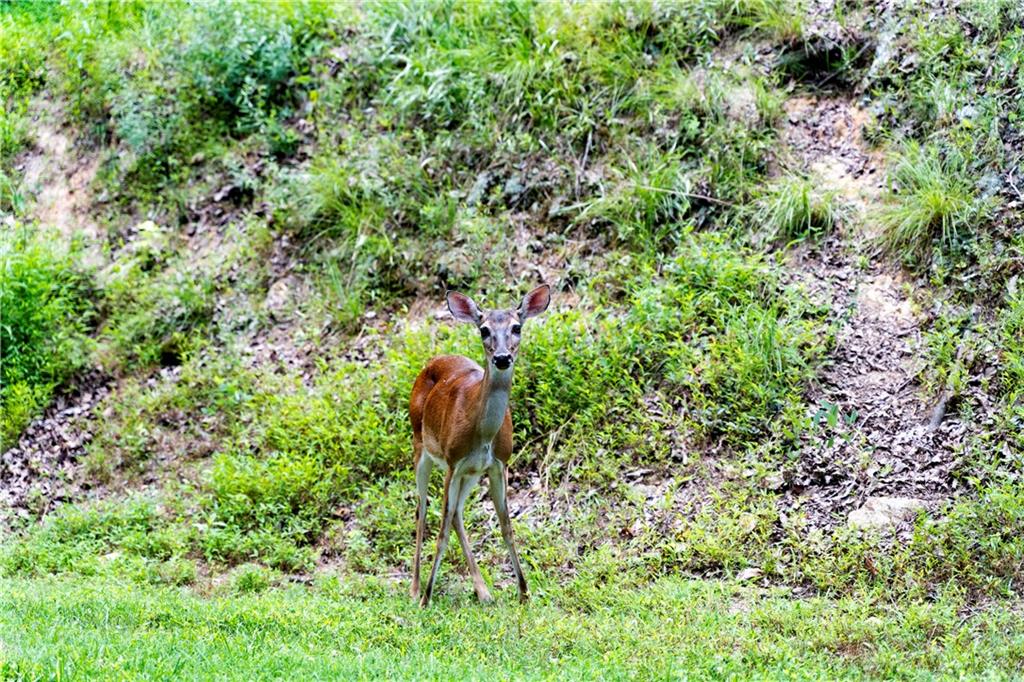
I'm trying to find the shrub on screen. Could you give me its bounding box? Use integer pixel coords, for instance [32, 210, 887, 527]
[0, 497, 171, 577]
[0, 225, 95, 449]
[98, 222, 217, 369]
[630, 235, 825, 445]
[231, 563, 276, 593]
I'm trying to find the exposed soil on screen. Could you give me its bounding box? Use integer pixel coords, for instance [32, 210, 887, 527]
[17, 99, 103, 265]
[0, 372, 113, 526]
[776, 96, 987, 529]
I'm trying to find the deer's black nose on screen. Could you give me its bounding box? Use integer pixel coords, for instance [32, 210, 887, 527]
[493, 354, 513, 370]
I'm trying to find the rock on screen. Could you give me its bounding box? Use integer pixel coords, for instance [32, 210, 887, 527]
[264, 276, 295, 314]
[736, 567, 762, 582]
[502, 173, 527, 201]
[848, 496, 926, 530]
[466, 171, 493, 206]
[725, 84, 759, 126]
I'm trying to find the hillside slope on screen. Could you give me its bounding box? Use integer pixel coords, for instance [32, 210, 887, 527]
[2, 1, 1024, 676]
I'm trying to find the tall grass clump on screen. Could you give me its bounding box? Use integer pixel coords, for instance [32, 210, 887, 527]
[724, 0, 805, 43]
[749, 174, 842, 243]
[576, 146, 694, 250]
[0, 225, 95, 449]
[879, 143, 994, 259]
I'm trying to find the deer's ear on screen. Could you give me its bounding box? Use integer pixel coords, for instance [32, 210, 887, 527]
[446, 291, 482, 325]
[519, 284, 551, 320]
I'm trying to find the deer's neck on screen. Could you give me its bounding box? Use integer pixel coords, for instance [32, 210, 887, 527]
[476, 365, 512, 440]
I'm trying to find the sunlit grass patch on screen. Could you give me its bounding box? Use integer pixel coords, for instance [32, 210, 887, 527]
[2, 574, 1023, 679]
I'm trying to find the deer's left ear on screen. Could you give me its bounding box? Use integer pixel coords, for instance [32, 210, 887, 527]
[519, 284, 551, 320]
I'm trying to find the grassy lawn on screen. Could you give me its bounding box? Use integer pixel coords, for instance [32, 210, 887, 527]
[2, 576, 1022, 680]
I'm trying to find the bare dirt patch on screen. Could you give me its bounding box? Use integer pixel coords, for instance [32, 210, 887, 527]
[0, 372, 113, 527]
[777, 96, 978, 529]
[777, 95, 885, 214]
[17, 99, 103, 261]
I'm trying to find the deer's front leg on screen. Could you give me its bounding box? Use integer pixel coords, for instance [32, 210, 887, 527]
[488, 461, 528, 602]
[421, 468, 457, 607]
[453, 473, 491, 603]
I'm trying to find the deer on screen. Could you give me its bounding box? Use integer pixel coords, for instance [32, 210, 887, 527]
[409, 284, 551, 607]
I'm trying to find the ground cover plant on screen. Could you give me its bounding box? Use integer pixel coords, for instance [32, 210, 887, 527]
[3, 0, 1024, 678]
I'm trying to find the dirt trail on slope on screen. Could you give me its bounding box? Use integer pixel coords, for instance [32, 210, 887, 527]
[777, 97, 972, 529]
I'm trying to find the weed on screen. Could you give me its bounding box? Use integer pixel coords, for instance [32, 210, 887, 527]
[230, 563, 276, 594]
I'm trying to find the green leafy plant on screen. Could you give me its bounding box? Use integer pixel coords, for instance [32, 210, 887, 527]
[0, 225, 95, 448]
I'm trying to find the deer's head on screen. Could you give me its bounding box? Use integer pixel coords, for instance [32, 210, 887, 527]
[446, 284, 551, 372]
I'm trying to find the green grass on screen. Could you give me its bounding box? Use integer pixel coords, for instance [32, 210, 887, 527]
[2, 575, 1023, 680]
[879, 143, 993, 260]
[748, 174, 843, 244]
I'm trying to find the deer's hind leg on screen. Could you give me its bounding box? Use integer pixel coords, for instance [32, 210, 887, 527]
[411, 449, 434, 600]
[421, 468, 456, 607]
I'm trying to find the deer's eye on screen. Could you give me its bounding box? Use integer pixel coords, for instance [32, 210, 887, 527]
[511, 324, 522, 335]
[480, 327, 491, 339]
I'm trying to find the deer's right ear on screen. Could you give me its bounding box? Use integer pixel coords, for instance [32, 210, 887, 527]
[446, 291, 482, 325]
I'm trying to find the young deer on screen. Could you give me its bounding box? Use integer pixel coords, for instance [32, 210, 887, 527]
[409, 284, 551, 607]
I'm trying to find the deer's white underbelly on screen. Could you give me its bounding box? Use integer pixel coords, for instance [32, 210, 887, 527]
[425, 451, 446, 470]
[456, 445, 494, 477]
[424, 445, 494, 477]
